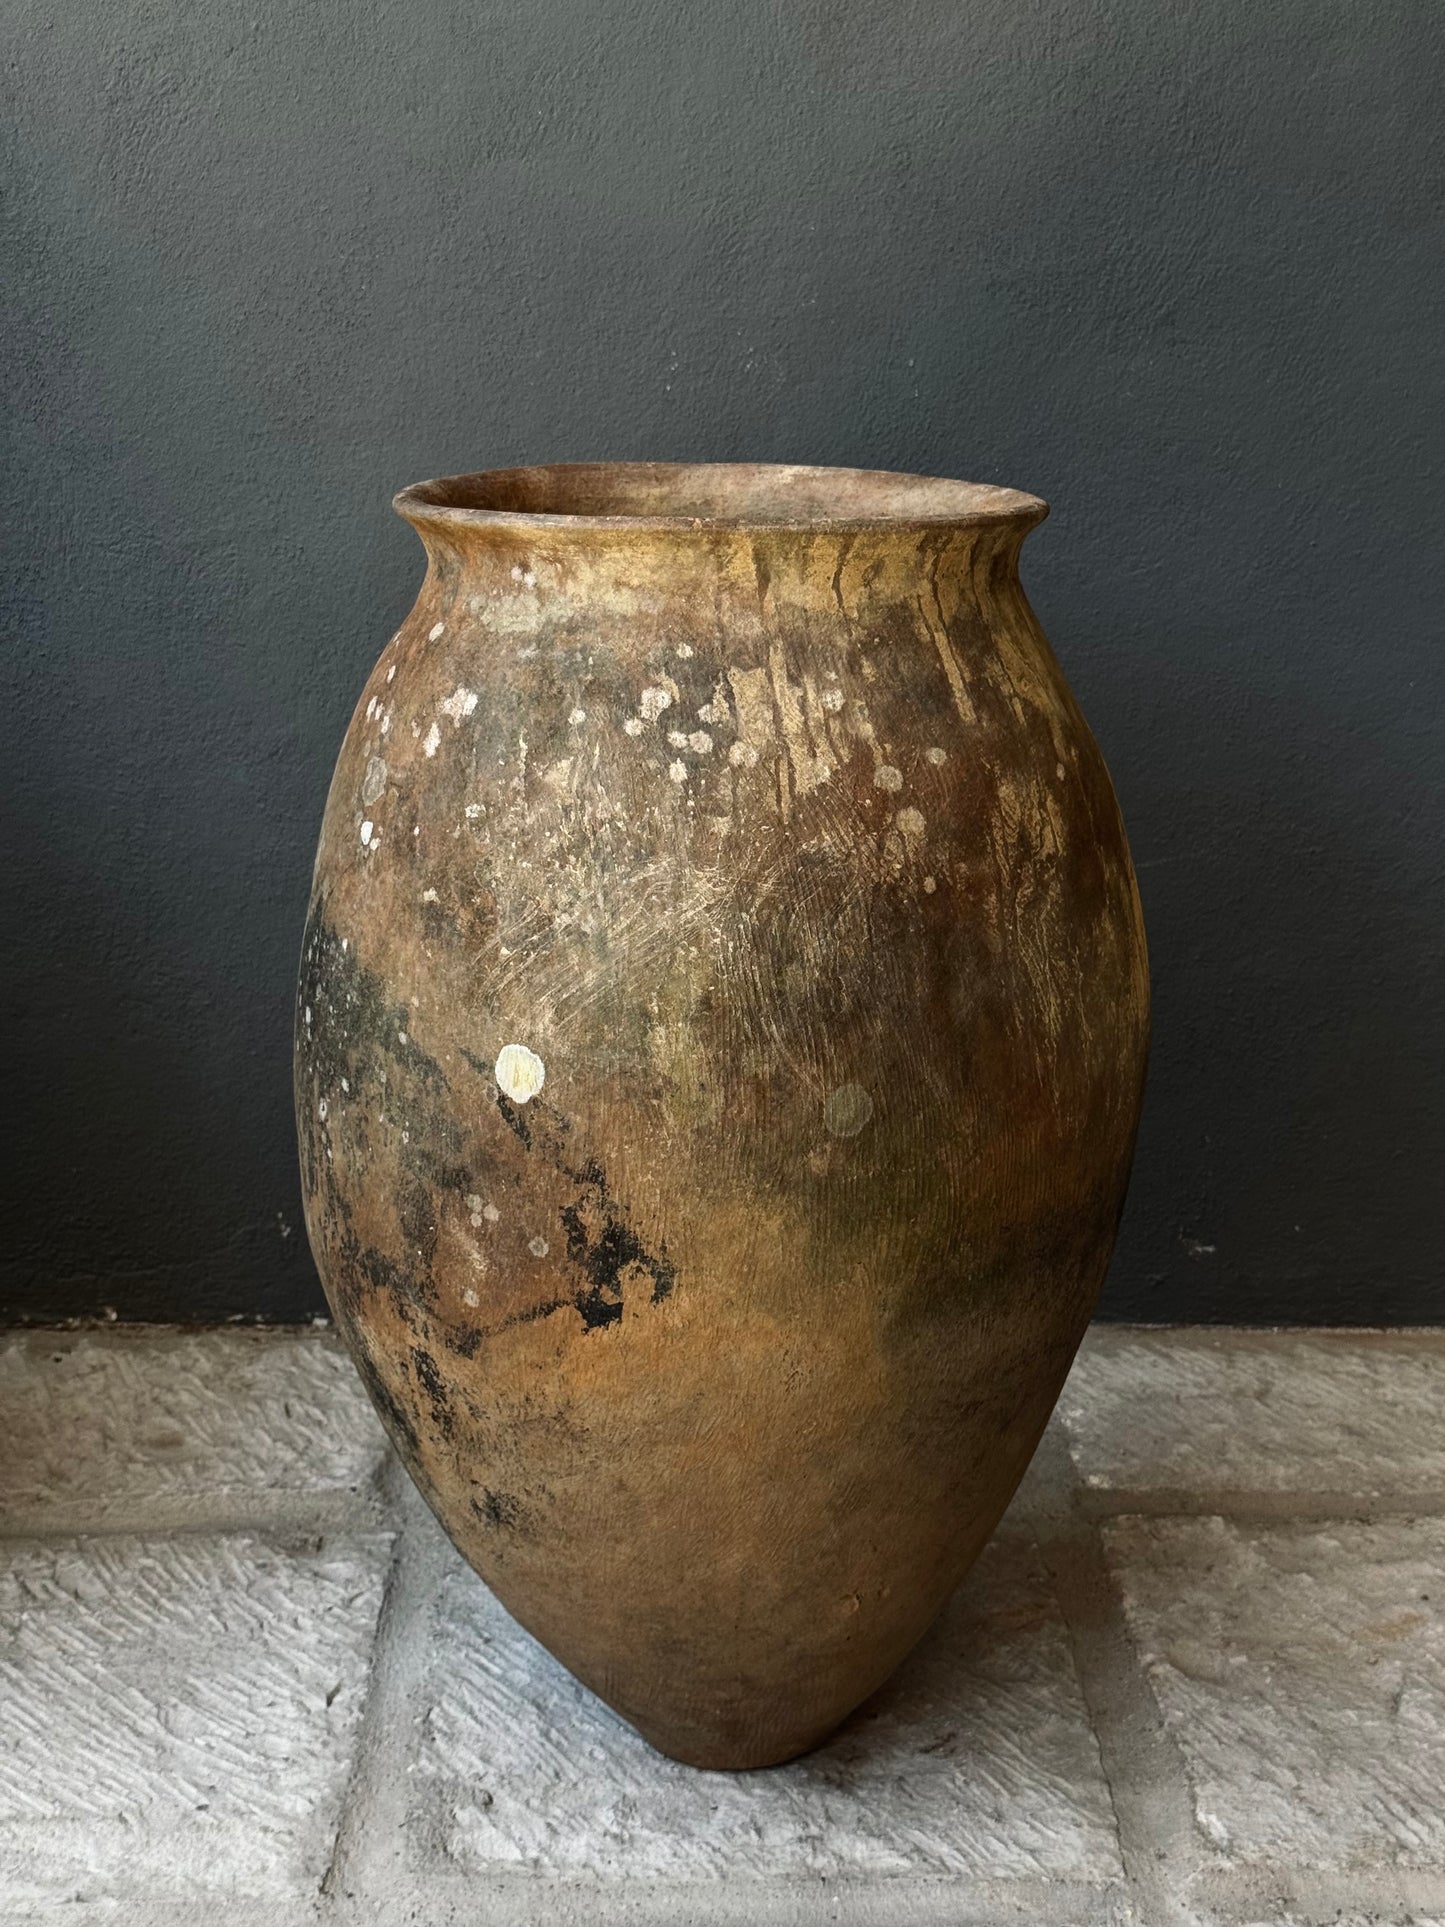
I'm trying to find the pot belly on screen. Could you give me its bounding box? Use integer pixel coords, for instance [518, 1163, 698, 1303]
[296, 543, 1146, 1766]
[297, 809, 1137, 1765]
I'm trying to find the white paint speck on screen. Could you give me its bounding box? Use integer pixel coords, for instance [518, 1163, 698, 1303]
[667, 729, 690, 749]
[369, 828, 382, 849]
[341, 1077, 349, 1091]
[623, 716, 645, 736]
[639, 686, 673, 721]
[511, 564, 524, 581]
[462, 1287, 479, 1307]
[821, 687, 845, 712]
[523, 570, 536, 588]
[428, 621, 446, 641]
[874, 765, 903, 792]
[359, 819, 374, 846]
[675, 642, 694, 658]
[398, 1028, 408, 1044]
[439, 686, 478, 724]
[668, 759, 688, 784]
[362, 756, 388, 806]
[483, 1202, 500, 1222]
[1056, 761, 1066, 780]
[528, 1235, 549, 1258]
[698, 700, 726, 724]
[304, 1006, 312, 1026]
[423, 722, 442, 758]
[688, 730, 713, 755]
[422, 887, 439, 903]
[569, 708, 587, 726]
[923, 875, 937, 893]
[495, 1042, 546, 1104]
[365, 696, 377, 720]
[897, 806, 926, 839]
[925, 746, 947, 765]
[728, 741, 759, 768]
[387, 664, 397, 683]
[317, 1098, 328, 1121]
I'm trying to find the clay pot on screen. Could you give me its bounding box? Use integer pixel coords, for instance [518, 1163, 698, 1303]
[295, 463, 1148, 1769]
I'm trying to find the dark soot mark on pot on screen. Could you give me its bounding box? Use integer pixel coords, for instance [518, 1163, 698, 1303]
[465, 1059, 677, 1335]
[473, 1488, 524, 1530]
[411, 1344, 455, 1440]
[349, 1341, 420, 1460]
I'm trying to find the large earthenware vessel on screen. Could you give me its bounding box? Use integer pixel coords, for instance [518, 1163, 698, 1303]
[296, 462, 1149, 1768]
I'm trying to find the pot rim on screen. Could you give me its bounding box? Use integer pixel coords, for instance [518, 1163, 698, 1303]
[393, 460, 1048, 535]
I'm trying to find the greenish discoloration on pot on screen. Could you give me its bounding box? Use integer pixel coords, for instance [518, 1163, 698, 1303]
[295, 462, 1149, 1769]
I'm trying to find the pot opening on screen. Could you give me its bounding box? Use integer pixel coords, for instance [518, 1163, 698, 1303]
[395, 462, 1046, 531]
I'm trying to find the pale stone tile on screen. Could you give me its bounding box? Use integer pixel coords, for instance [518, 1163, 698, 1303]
[407, 1522, 1123, 1883]
[0, 1528, 391, 1907]
[1060, 1328, 1445, 1499]
[0, 1329, 387, 1527]
[1104, 1515, 1445, 1872]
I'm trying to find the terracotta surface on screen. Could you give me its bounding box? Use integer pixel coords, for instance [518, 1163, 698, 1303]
[295, 462, 1149, 1768]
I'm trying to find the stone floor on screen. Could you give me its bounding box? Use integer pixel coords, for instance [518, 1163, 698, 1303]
[1, 1326, 1442, 1926]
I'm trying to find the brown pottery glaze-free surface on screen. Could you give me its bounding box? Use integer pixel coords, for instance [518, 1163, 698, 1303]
[295, 463, 1149, 1769]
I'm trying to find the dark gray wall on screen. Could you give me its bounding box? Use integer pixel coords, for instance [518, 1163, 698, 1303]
[4, 0, 1441, 1325]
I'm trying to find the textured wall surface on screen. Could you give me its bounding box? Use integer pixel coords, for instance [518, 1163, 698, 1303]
[3, 0, 1441, 1323]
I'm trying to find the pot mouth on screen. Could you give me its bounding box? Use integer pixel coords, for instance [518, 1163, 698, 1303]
[394, 461, 1047, 534]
